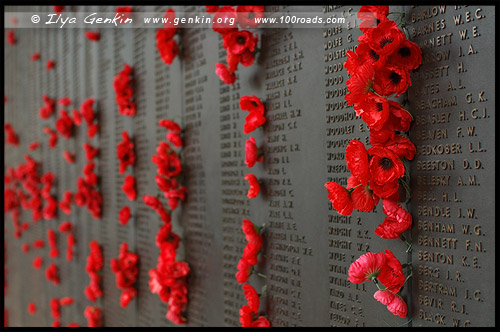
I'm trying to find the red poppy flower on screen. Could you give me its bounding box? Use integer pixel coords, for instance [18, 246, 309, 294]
[212, 7, 238, 35]
[85, 31, 100, 42]
[28, 302, 36, 315]
[373, 65, 410, 97]
[63, 151, 75, 164]
[22, 243, 30, 253]
[244, 174, 260, 199]
[66, 234, 75, 261]
[156, 30, 179, 65]
[387, 101, 412, 132]
[33, 240, 44, 248]
[166, 132, 183, 147]
[223, 30, 258, 55]
[344, 50, 363, 76]
[119, 206, 131, 225]
[117, 131, 135, 174]
[345, 140, 370, 186]
[39, 95, 56, 119]
[84, 306, 102, 327]
[374, 289, 395, 305]
[114, 65, 136, 116]
[29, 142, 40, 150]
[378, 250, 405, 293]
[152, 142, 182, 178]
[46, 59, 55, 71]
[58, 221, 73, 233]
[354, 42, 387, 72]
[245, 137, 263, 168]
[348, 251, 386, 284]
[215, 63, 236, 85]
[158, 119, 182, 132]
[368, 146, 405, 185]
[31, 52, 41, 61]
[250, 316, 271, 327]
[240, 95, 265, 114]
[83, 143, 99, 161]
[369, 178, 399, 199]
[243, 284, 260, 313]
[80, 98, 95, 125]
[237, 6, 265, 28]
[243, 111, 266, 134]
[45, 263, 60, 285]
[33, 256, 42, 269]
[384, 135, 416, 160]
[375, 216, 410, 239]
[55, 110, 74, 139]
[7, 30, 16, 45]
[325, 182, 353, 216]
[72, 109, 82, 126]
[358, 93, 390, 130]
[365, 21, 404, 57]
[345, 62, 375, 106]
[122, 175, 137, 201]
[388, 39, 421, 70]
[386, 294, 408, 318]
[4, 124, 19, 146]
[235, 258, 251, 283]
[347, 176, 379, 212]
[87, 123, 99, 139]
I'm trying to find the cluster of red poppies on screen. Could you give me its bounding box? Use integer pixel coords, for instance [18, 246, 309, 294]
[348, 250, 408, 317]
[4, 155, 47, 239]
[240, 284, 271, 327]
[45, 262, 59, 286]
[117, 131, 136, 175]
[59, 221, 75, 261]
[240, 95, 266, 199]
[324, 6, 420, 319]
[75, 154, 102, 220]
[110, 242, 139, 308]
[47, 228, 59, 258]
[236, 219, 263, 284]
[113, 64, 136, 116]
[84, 241, 104, 303]
[55, 109, 74, 140]
[155, 9, 179, 65]
[79, 98, 99, 139]
[39, 95, 56, 119]
[49, 297, 75, 327]
[206, 6, 263, 85]
[145, 119, 189, 325]
[235, 218, 269, 326]
[84, 305, 103, 327]
[4, 123, 19, 146]
[325, 6, 420, 240]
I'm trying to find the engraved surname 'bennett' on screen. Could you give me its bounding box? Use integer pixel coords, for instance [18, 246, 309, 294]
[418, 235, 457, 249]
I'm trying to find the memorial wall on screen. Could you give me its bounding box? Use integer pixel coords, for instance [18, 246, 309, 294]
[3, 5, 496, 327]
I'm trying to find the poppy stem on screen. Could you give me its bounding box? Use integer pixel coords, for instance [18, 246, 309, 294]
[348, 183, 363, 192]
[400, 178, 411, 199]
[256, 272, 267, 279]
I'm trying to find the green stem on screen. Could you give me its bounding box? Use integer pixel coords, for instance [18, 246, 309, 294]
[256, 272, 267, 279]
